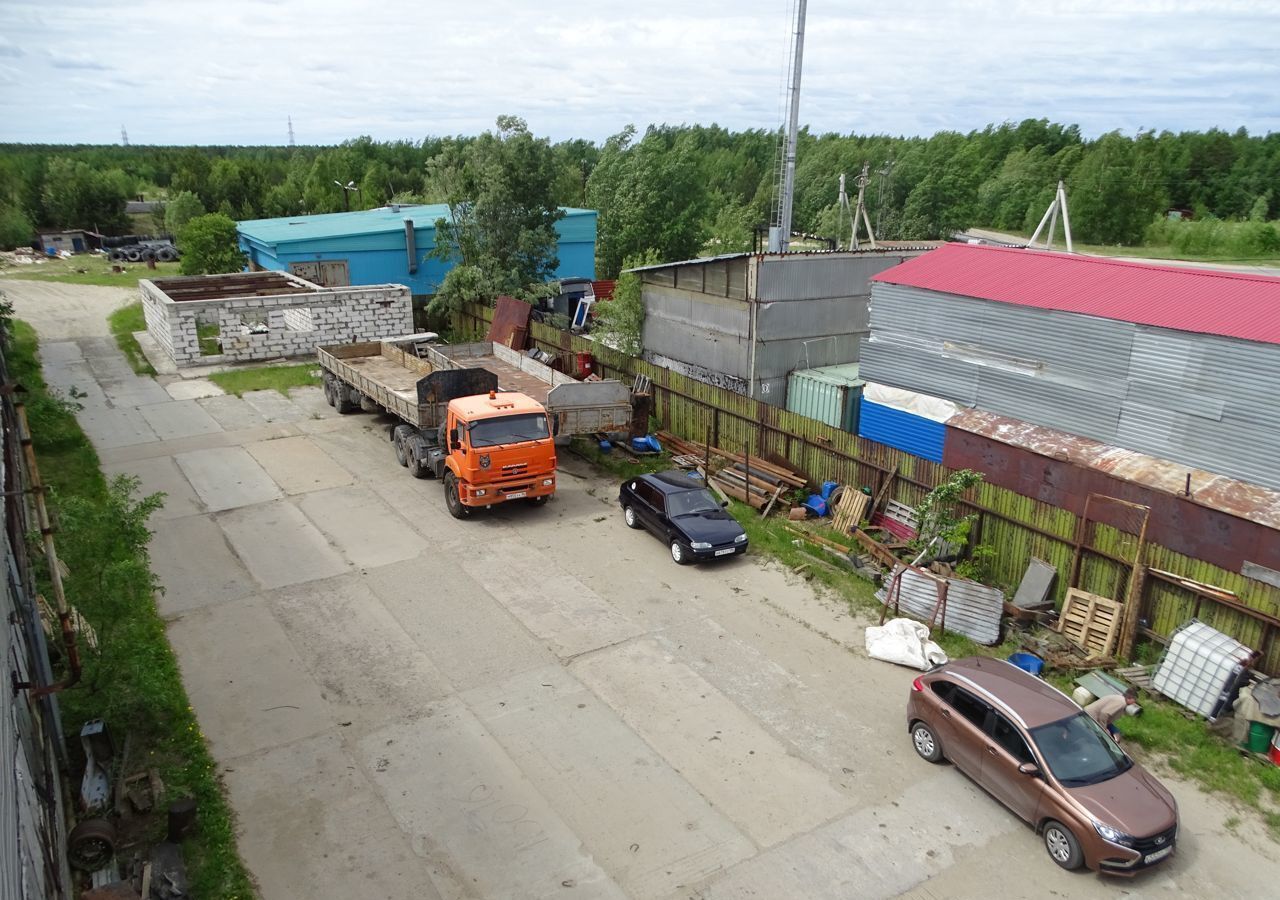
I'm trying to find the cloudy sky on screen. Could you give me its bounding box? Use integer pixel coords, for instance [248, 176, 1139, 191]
[1, 0, 1276, 145]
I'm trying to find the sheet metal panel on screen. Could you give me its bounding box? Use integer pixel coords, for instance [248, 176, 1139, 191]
[755, 334, 863, 381]
[758, 252, 912, 301]
[976, 368, 1123, 440]
[786, 365, 863, 432]
[858, 400, 946, 462]
[876, 567, 1004, 645]
[859, 340, 980, 405]
[755, 295, 869, 341]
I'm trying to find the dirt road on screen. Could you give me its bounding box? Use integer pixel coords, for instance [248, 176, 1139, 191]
[8, 277, 1277, 899]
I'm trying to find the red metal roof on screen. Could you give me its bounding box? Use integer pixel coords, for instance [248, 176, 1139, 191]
[870, 243, 1280, 346]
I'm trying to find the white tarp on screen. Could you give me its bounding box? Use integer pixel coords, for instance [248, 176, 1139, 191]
[861, 381, 960, 423]
[865, 618, 949, 671]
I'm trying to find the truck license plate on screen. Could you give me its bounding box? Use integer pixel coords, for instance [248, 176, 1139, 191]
[715, 548, 735, 556]
[1144, 846, 1172, 864]
[506, 491, 527, 500]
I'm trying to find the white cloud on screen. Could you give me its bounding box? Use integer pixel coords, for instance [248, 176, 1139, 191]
[0, 0, 1276, 144]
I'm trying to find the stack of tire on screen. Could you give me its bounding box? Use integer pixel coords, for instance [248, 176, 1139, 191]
[105, 236, 179, 264]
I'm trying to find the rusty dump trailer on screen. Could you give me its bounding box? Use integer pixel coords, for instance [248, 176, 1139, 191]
[316, 337, 634, 435]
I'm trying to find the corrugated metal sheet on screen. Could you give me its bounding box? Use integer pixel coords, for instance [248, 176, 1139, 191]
[786, 364, 863, 432]
[859, 400, 946, 462]
[757, 252, 917, 301]
[876, 567, 1005, 645]
[871, 242, 1280, 345]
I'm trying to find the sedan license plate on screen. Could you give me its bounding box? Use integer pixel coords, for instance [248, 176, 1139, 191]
[1143, 846, 1172, 865]
[715, 547, 735, 556]
[506, 491, 527, 500]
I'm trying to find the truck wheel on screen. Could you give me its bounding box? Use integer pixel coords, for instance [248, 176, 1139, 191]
[334, 388, 359, 415]
[444, 471, 469, 519]
[410, 455, 432, 479]
[323, 380, 336, 407]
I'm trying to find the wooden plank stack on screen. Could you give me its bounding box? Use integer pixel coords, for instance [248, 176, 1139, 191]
[656, 431, 806, 514]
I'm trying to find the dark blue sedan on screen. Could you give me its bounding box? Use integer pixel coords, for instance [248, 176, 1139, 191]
[618, 471, 749, 565]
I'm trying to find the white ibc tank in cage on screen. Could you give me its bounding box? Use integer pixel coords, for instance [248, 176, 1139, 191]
[1151, 620, 1253, 719]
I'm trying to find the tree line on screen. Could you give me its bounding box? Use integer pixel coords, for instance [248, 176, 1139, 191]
[2, 119, 1278, 275]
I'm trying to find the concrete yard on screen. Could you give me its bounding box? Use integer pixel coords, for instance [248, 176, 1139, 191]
[9, 278, 1280, 900]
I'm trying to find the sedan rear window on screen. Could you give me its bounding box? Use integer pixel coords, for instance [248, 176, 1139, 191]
[1030, 712, 1132, 787]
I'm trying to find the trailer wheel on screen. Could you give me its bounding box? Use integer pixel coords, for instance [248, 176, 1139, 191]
[334, 387, 359, 414]
[323, 379, 336, 407]
[392, 425, 414, 467]
[444, 471, 469, 518]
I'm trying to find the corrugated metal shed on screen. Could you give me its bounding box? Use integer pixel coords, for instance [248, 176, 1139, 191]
[871, 243, 1280, 345]
[865, 279, 1280, 492]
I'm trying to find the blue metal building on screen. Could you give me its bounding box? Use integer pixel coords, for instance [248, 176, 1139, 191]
[237, 204, 597, 295]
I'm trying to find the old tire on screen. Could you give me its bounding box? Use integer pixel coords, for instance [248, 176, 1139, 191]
[157, 247, 177, 262]
[67, 817, 117, 871]
[911, 721, 944, 763]
[623, 505, 641, 529]
[108, 250, 125, 262]
[1043, 820, 1084, 871]
[670, 540, 689, 565]
[125, 248, 142, 262]
[444, 471, 468, 519]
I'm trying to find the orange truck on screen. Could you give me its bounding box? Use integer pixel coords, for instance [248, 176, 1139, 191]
[317, 336, 632, 518]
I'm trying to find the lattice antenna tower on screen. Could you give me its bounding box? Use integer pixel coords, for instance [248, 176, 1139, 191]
[121, 125, 129, 147]
[288, 116, 296, 148]
[770, 0, 808, 252]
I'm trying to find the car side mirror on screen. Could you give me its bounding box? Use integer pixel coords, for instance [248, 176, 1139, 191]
[720, 499, 729, 508]
[449, 427, 461, 450]
[1017, 762, 1040, 777]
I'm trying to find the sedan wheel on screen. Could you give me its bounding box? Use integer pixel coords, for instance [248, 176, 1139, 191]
[670, 540, 689, 565]
[1043, 821, 1084, 870]
[623, 505, 641, 529]
[911, 722, 944, 763]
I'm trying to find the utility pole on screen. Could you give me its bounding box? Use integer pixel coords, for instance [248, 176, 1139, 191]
[850, 162, 876, 250]
[1027, 180, 1074, 252]
[287, 116, 296, 148]
[334, 180, 359, 212]
[771, 0, 807, 252]
[875, 156, 895, 238]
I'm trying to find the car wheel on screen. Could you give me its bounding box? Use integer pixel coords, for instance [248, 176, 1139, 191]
[910, 721, 944, 763]
[623, 505, 641, 529]
[1043, 820, 1084, 870]
[670, 540, 690, 565]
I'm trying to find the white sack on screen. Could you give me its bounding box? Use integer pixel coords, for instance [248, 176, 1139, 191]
[865, 618, 949, 671]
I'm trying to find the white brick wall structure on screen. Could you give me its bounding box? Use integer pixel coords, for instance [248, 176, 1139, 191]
[140, 279, 413, 368]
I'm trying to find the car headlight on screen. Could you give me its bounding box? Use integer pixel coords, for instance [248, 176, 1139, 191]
[473, 489, 486, 497]
[691, 541, 712, 550]
[734, 533, 747, 543]
[1093, 821, 1135, 847]
[542, 478, 554, 486]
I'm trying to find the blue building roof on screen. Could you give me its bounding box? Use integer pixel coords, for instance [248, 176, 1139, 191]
[238, 205, 596, 248]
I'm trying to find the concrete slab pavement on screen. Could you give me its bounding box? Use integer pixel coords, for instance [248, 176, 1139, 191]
[216, 500, 349, 589]
[245, 436, 354, 495]
[174, 446, 282, 512]
[147, 514, 256, 616]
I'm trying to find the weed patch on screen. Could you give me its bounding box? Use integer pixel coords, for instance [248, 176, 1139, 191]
[208, 363, 321, 397]
[107, 302, 156, 376]
[0, 255, 181, 286]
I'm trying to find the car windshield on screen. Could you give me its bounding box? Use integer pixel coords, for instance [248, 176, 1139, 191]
[667, 488, 723, 517]
[468, 413, 549, 448]
[1029, 712, 1132, 787]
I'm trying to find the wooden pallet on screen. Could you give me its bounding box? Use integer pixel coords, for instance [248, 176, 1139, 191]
[1057, 588, 1123, 659]
[1113, 664, 1155, 690]
[830, 487, 870, 535]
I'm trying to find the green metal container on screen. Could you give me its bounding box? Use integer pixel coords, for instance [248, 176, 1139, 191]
[786, 363, 864, 433]
[1246, 720, 1276, 754]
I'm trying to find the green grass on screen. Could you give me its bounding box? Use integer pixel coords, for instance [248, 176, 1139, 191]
[0, 254, 181, 286]
[6, 319, 254, 897]
[107, 302, 156, 376]
[208, 363, 322, 397]
[569, 436, 672, 480]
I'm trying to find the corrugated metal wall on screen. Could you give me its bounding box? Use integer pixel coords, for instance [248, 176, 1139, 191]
[459, 303, 1280, 674]
[858, 401, 946, 463]
[866, 283, 1280, 491]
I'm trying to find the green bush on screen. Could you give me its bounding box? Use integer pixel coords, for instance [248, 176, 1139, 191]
[0, 204, 33, 250]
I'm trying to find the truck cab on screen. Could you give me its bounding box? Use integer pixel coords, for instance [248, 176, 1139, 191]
[439, 391, 557, 518]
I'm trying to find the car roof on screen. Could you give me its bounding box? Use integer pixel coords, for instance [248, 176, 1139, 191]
[638, 471, 710, 495]
[939, 657, 1080, 729]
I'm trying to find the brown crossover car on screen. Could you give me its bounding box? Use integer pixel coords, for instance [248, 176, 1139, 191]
[906, 657, 1178, 874]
